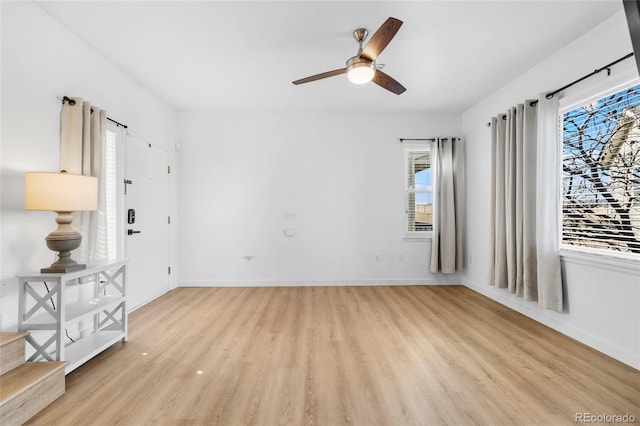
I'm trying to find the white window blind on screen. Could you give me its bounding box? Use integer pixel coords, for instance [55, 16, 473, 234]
[406, 148, 433, 233]
[561, 82, 640, 255]
[104, 129, 118, 260]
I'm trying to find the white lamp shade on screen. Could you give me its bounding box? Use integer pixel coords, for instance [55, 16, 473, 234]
[25, 172, 98, 212]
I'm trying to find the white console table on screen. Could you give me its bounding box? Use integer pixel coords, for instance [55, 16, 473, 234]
[17, 260, 127, 374]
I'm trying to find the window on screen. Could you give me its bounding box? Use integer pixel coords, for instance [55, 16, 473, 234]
[405, 147, 433, 236]
[101, 124, 125, 260]
[561, 82, 640, 256]
[104, 129, 118, 260]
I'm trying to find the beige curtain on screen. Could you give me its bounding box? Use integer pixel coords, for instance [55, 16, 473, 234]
[60, 97, 108, 262]
[536, 96, 563, 311]
[430, 137, 462, 273]
[489, 97, 563, 311]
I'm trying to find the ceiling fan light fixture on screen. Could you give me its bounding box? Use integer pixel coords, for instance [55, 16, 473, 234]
[292, 17, 405, 94]
[346, 56, 375, 85]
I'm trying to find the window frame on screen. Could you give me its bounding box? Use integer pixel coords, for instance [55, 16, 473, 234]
[404, 145, 433, 240]
[558, 74, 640, 264]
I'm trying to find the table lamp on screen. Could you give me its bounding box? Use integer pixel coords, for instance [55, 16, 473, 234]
[25, 171, 98, 273]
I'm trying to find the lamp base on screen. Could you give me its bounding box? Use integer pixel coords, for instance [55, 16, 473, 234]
[41, 264, 86, 273]
[42, 211, 85, 274]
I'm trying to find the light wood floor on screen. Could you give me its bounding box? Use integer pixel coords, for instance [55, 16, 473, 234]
[27, 286, 639, 425]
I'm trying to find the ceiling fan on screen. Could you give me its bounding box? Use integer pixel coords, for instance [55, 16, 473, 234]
[292, 17, 406, 95]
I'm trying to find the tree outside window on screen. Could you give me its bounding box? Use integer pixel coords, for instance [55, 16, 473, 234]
[562, 83, 640, 254]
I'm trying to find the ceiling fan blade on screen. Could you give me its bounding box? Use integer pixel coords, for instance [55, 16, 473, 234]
[360, 17, 403, 62]
[372, 70, 406, 95]
[292, 68, 347, 85]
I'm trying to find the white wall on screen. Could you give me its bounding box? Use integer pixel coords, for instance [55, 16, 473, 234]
[462, 11, 640, 369]
[0, 2, 179, 329]
[178, 110, 461, 286]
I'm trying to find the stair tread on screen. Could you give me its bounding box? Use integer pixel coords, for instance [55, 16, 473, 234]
[0, 362, 67, 404]
[0, 331, 28, 347]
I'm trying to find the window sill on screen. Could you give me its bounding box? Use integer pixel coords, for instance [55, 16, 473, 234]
[559, 247, 640, 274]
[403, 232, 432, 242]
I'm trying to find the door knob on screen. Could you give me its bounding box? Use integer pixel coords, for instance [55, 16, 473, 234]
[127, 229, 141, 235]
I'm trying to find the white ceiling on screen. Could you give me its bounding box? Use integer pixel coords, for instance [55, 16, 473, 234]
[35, 1, 622, 113]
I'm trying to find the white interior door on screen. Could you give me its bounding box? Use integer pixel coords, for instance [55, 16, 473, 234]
[125, 136, 169, 310]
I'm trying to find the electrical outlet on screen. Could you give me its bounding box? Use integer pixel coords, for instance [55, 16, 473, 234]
[374, 254, 381, 263]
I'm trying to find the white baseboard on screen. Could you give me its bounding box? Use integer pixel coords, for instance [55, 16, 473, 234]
[180, 278, 462, 287]
[463, 278, 640, 371]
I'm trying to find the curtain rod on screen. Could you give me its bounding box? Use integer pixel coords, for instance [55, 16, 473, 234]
[62, 96, 128, 129]
[529, 52, 634, 107]
[543, 52, 634, 101]
[486, 52, 634, 127]
[106, 117, 128, 129]
[399, 137, 459, 143]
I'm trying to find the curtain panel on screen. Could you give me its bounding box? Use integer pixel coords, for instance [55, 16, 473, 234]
[60, 97, 108, 262]
[430, 137, 463, 274]
[489, 96, 563, 311]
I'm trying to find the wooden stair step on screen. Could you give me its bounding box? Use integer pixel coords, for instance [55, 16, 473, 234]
[0, 332, 28, 347]
[0, 361, 67, 426]
[0, 332, 28, 376]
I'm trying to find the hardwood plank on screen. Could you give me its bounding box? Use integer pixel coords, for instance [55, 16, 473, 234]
[25, 286, 640, 425]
